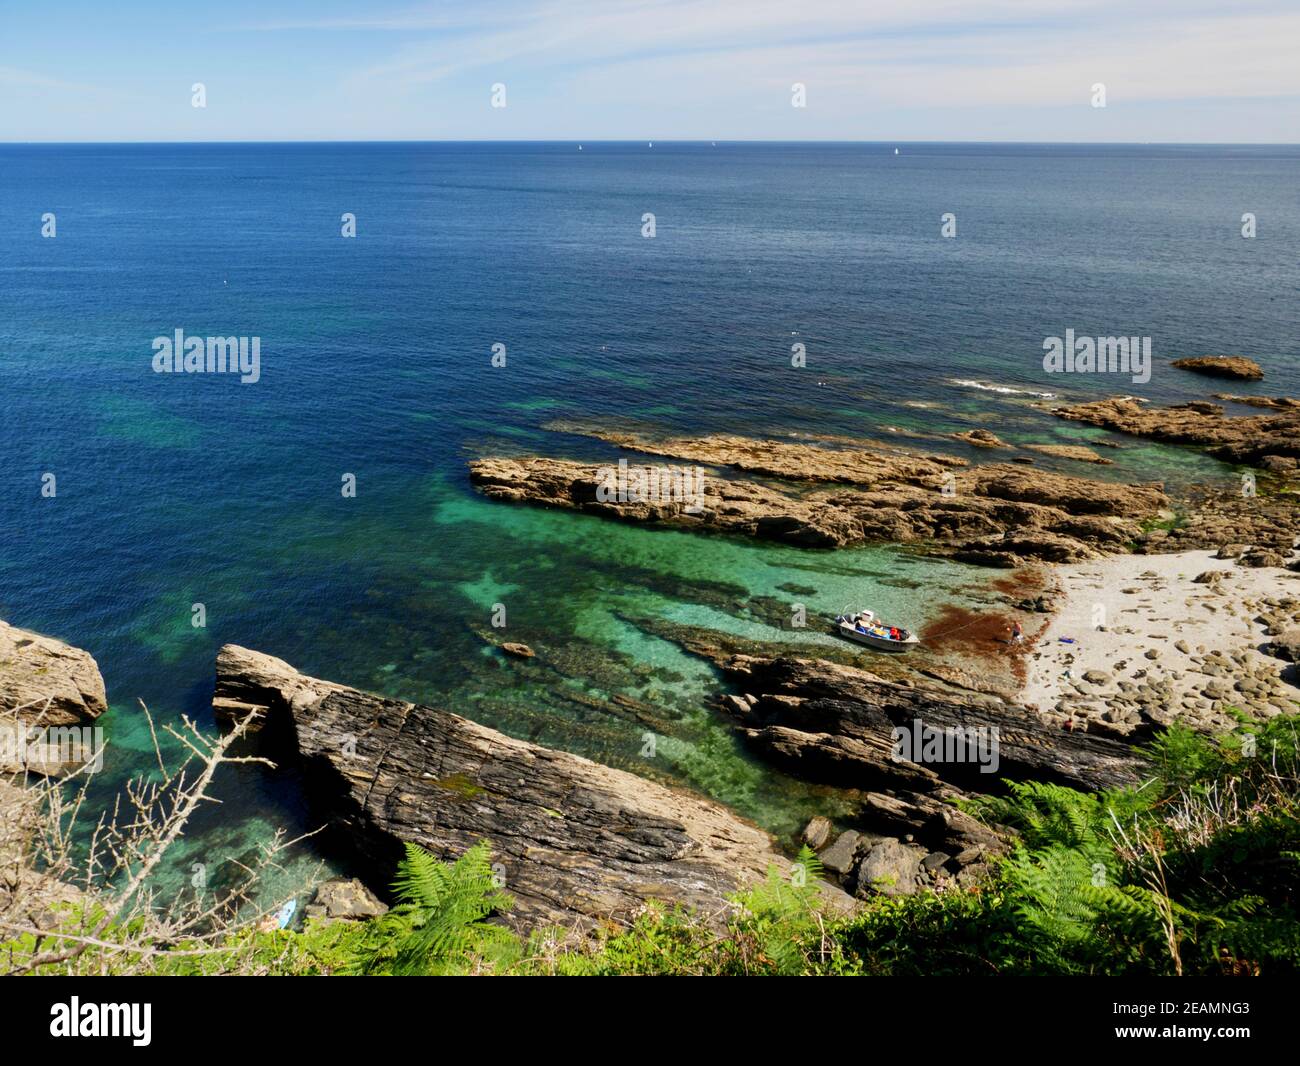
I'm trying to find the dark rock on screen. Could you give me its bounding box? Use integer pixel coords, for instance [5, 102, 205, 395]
[819, 831, 861, 875]
[1263, 629, 1300, 664]
[921, 852, 951, 874]
[854, 839, 921, 897]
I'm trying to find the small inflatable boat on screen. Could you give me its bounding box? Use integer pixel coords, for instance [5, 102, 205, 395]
[833, 609, 919, 653]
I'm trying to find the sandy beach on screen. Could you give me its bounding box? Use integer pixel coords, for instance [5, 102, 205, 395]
[1020, 550, 1300, 735]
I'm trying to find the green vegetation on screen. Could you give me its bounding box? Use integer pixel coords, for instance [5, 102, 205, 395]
[7, 715, 1297, 976]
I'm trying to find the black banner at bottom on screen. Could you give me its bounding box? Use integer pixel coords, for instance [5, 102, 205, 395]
[0, 977, 1285, 1052]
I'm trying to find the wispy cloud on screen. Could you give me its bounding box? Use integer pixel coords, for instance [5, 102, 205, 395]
[3, 0, 1298, 140]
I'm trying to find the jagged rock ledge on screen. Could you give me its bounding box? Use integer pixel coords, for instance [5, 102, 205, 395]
[1053, 397, 1299, 470]
[213, 644, 849, 930]
[468, 432, 1170, 566]
[619, 618, 1146, 886]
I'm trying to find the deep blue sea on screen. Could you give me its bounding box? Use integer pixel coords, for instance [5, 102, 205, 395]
[2, 142, 1298, 899]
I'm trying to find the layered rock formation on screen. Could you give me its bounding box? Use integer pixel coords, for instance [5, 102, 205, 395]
[1053, 397, 1300, 469]
[213, 645, 844, 929]
[712, 653, 1145, 792]
[0, 620, 107, 727]
[1048, 397, 1300, 556]
[1, 620, 107, 775]
[1, 621, 98, 915]
[469, 432, 1170, 566]
[626, 624, 1147, 892]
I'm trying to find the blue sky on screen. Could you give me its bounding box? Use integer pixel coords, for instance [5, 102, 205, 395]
[2, 0, 1298, 141]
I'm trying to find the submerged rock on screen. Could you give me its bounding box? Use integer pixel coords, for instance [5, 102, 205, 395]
[1022, 443, 1113, 465]
[953, 429, 1008, 448]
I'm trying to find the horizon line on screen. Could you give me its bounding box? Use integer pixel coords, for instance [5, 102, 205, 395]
[4, 138, 1300, 147]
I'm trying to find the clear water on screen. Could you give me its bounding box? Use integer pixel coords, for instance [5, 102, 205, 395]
[2, 142, 1297, 895]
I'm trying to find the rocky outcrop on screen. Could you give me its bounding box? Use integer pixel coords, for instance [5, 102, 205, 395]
[624, 615, 1146, 892]
[1, 620, 107, 776]
[542, 422, 968, 485]
[710, 654, 1145, 793]
[1171, 356, 1265, 381]
[0, 620, 107, 727]
[469, 433, 1170, 566]
[0, 621, 101, 921]
[696, 648, 1146, 893]
[213, 645, 843, 930]
[1053, 398, 1300, 468]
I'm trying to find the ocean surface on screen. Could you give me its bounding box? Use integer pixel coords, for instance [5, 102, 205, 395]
[2, 142, 1298, 902]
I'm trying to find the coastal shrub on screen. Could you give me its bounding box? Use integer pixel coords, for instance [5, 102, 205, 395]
[6, 715, 1296, 977]
[350, 841, 519, 976]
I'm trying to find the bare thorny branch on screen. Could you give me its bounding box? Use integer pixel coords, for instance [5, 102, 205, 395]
[1, 700, 324, 975]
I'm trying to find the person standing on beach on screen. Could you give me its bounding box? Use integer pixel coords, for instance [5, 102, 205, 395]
[1008, 621, 1024, 645]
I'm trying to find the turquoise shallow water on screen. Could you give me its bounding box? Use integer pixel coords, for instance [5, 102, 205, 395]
[1, 142, 1297, 901]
